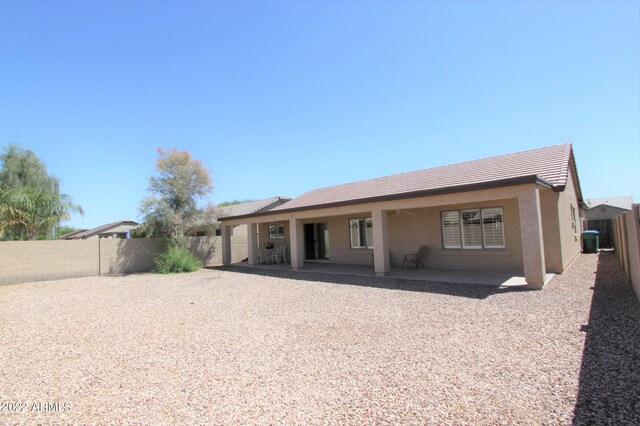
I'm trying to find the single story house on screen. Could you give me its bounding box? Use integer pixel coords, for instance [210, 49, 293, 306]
[219, 144, 585, 289]
[58, 220, 139, 239]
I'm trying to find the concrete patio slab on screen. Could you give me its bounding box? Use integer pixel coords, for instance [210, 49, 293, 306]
[230, 260, 555, 287]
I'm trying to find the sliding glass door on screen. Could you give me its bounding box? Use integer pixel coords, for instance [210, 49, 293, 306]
[304, 223, 330, 260]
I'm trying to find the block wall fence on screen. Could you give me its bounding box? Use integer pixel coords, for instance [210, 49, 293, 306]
[612, 204, 640, 302]
[0, 235, 248, 286]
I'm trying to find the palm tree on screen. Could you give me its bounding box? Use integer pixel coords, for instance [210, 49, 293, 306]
[0, 187, 84, 240]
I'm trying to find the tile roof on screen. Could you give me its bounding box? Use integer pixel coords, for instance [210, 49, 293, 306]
[57, 229, 89, 239]
[58, 220, 138, 239]
[262, 144, 576, 214]
[218, 196, 291, 218]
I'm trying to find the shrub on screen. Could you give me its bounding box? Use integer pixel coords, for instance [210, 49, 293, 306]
[154, 245, 201, 274]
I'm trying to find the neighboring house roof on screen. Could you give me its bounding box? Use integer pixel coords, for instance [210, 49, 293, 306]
[585, 204, 631, 221]
[58, 220, 139, 239]
[585, 196, 633, 211]
[223, 144, 581, 220]
[57, 228, 89, 239]
[217, 196, 291, 218]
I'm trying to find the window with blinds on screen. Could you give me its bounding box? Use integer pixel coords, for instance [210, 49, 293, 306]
[365, 219, 373, 248]
[481, 208, 505, 248]
[462, 210, 482, 249]
[349, 218, 373, 249]
[442, 211, 462, 248]
[442, 207, 505, 250]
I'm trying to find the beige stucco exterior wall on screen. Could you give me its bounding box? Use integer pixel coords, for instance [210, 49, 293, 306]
[227, 184, 551, 271]
[387, 198, 524, 269]
[245, 221, 290, 264]
[298, 213, 376, 265]
[539, 189, 563, 273]
[223, 178, 582, 287]
[325, 214, 377, 265]
[286, 203, 524, 268]
[257, 221, 291, 251]
[542, 169, 582, 273]
[256, 216, 375, 265]
[286, 200, 524, 269]
[556, 170, 583, 271]
[535, 170, 582, 274]
[223, 181, 587, 286]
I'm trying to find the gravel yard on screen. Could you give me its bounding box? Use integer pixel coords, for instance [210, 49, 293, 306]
[1, 252, 638, 424]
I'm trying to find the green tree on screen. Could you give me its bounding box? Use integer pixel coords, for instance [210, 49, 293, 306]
[0, 144, 73, 239]
[55, 225, 79, 238]
[217, 198, 256, 207]
[139, 148, 214, 240]
[0, 144, 59, 193]
[0, 187, 84, 240]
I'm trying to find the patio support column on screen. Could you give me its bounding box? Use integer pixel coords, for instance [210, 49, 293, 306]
[372, 208, 390, 277]
[519, 186, 546, 289]
[221, 224, 232, 265]
[289, 218, 305, 271]
[247, 223, 258, 265]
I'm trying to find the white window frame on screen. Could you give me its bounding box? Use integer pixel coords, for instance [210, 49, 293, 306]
[570, 203, 580, 241]
[441, 207, 505, 250]
[441, 211, 462, 249]
[481, 207, 506, 249]
[349, 218, 373, 249]
[268, 224, 285, 239]
[461, 209, 483, 249]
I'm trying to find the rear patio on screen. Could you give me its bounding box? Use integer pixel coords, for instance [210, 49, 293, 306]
[220, 144, 585, 290]
[226, 260, 555, 287]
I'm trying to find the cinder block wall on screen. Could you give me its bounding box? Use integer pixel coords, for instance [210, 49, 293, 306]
[230, 235, 248, 263]
[0, 239, 99, 285]
[187, 235, 248, 265]
[613, 205, 640, 302]
[188, 236, 218, 266]
[0, 235, 248, 286]
[100, 238, 166, 275]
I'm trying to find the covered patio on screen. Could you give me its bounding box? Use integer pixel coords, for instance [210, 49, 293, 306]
[226, 260, 555, 288]
[220, 182, 552, 289]
[218, 145, 583, 290]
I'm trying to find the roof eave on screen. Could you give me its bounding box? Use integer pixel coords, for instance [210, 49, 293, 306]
[217, 197, 292, 220]
[220, 174, 554, 222]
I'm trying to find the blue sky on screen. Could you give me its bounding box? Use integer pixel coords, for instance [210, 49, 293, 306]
[1, 0, 638, 229]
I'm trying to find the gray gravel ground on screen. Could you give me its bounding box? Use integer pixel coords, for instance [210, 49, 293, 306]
[0, 252, 637, 424]
[571, 252, 640, 425]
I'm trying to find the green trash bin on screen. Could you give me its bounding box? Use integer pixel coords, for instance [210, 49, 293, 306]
[582, 230, 600, 253]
